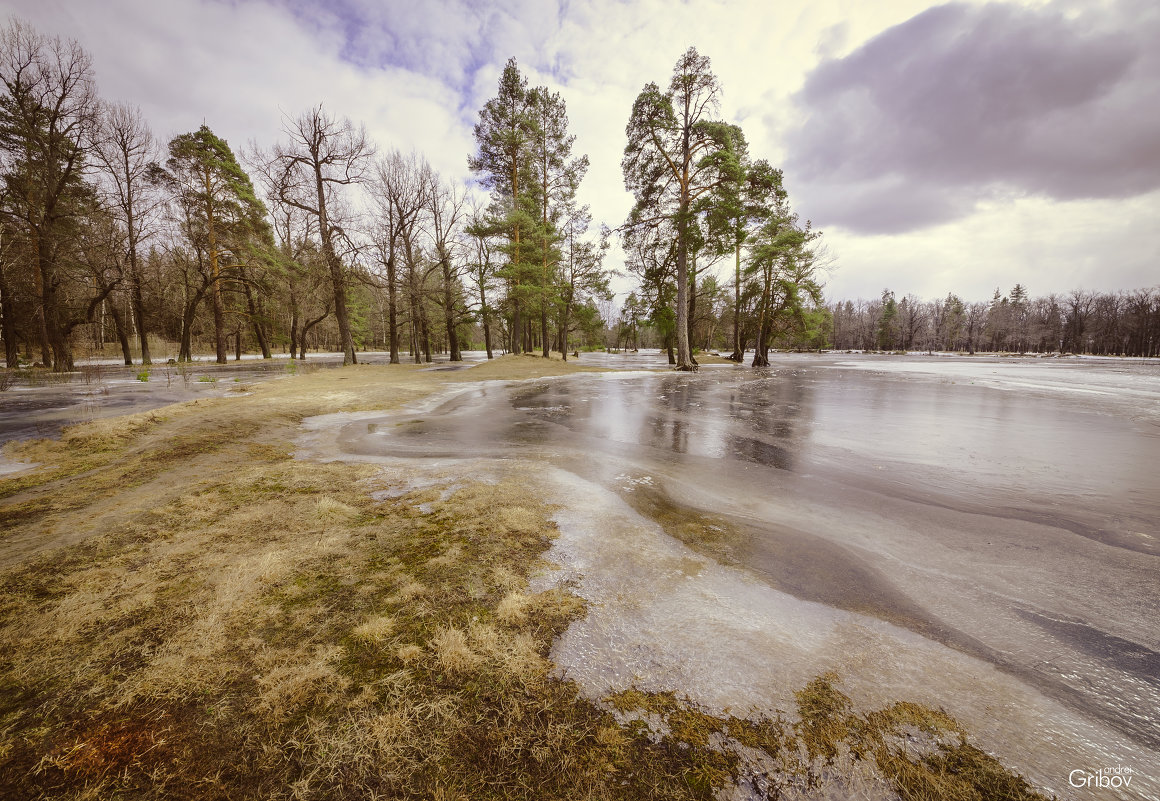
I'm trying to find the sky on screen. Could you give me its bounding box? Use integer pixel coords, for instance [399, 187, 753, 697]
[4, 0, 1158, 304]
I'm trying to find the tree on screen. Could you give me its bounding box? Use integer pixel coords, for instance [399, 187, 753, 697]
[469, 58, 535, 354]
[964, 302, 988, 354]
[700, 124, 784, 361]
[377, 155, 436, 363]
[425, 172, 467, 361]
[74, 202, 131, 360]
[264, 190, 330, 360]
[95, 102, 159, 365]
[0, 194, 22, 367]
[619, 292, 645, 351]
[464, 198, 497, 359]
[557, 206, 608, 359]
[262, 105, 373, 366]
[371, 150, 428, 364]
[984, 288, 1009, 351]
[0, 18, 101, 370]
[1063, 289, 1095, 353]
[622, 214, 678, 361]
[527, 85, 588, 357]
[938, 293, 965, 351]
[1009, 283, 1029, 353]
[622, 46, 737, 370]
[165, 125, 267, 363]
[748, 199, 820, 366]
[877, 289, 898, 350]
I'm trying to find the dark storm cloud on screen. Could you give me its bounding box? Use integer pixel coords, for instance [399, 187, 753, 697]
[787, 0, 1160, 234]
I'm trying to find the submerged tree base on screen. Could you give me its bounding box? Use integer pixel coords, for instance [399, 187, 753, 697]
[0, 358, 1051, 800]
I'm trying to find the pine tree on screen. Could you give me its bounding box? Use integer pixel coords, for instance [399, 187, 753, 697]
[469, 58, 536, 354]
[527, 85, 588, 358]
[165, 125, 268, 363]
[622, 47, 737, 370]
[700, 124, 785, 361]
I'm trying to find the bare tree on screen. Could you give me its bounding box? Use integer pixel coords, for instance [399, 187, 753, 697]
[260, 105, 373, 365]
[95, 102, 160, 364]
[370, 150, 427, 364]
[264, 194, 328, 360]
[0, 18, 101, 370]
[0, 186, 23, 367]
[425, 173, 467, 361]
[1064, 289, 1096, 354]
[964, 302, 988, 354]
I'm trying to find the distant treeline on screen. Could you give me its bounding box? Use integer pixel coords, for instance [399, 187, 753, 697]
[829, 285, 1160, 357]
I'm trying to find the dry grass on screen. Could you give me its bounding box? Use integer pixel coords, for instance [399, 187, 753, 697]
[608, 676, 1053, 801]
[0, 355, 1050, 800]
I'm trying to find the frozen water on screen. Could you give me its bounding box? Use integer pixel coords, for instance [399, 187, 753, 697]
[295, 355, 1160, 799]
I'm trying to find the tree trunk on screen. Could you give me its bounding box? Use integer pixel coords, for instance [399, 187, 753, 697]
[688, 249, 699, 366]
[674, 201, 693, 371]
[560, 300, 572, 362]
[202, 169, 228, 365]
[289, 286, 299, 361]
[387, 253, 400, 364]
[511, 148, 523, 355]
[125, 189, 150, 366]
[511, 296, 522, 354]
[326, 243, 355, 364]
[541, 302, 549, 358]
[751, 324, 770, 367]
[479, 281, 493, 359]
[730, 242, 743, 361]
[751, 266, 772, 367]
[38, 239, 74, 372]
[30, 235, 51, 366]
[242, 280, 272, 358]
[131, 276, 150, 366]
[210, 268, 226, 364]
[419, 298, 432, 363]
[0, 263, 20, 368]
[441, 256, 461, 361]
[178, 286, 206, 362]
[313, 163, 356, 365]
[539, 244, 549, 359]
[108, 303, 133, 365]
[300, 308, 329, 359]
[409, 274, 423, 364]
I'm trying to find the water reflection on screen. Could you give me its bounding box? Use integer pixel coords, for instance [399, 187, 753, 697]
[299, 361, 1160, 793]
[512, 371, 811, 471]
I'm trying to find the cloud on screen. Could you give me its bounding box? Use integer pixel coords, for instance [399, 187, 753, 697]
[787, 0, 1160, 234]
[6, 0, 1155, 300]
[819, 190, 1160, 301]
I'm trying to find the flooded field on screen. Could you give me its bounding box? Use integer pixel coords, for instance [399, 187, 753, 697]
[298, 353, 1160, 800]
[0, 351, 485, 472]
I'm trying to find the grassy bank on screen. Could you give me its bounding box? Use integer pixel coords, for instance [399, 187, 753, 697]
[0, 356, 1051, 800]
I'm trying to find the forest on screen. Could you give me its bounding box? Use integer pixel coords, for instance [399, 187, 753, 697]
[1, 20, 1156, 373]
[0, 19, 612, 373]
